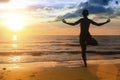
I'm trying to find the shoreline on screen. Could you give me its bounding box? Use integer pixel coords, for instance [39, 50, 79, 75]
[0, 58, 120, 64]
[0, 51, 119, 56]
[0, 59, 120, 68]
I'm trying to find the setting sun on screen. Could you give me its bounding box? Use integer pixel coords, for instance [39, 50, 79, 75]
[4, 14, 24, 31]
[6, 20, 24, 31]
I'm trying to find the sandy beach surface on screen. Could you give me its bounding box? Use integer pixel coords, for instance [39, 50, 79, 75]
[0, 59, 120, 80]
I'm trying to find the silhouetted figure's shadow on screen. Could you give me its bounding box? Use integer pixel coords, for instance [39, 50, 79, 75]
[62, 9, 110, 67]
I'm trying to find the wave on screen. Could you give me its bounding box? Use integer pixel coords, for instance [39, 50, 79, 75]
[0, 50, 120, 56]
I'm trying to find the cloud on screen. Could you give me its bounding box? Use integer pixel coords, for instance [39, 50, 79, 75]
[88, 0, 111, 5]
[71, 0, 113, 14]
[58, 0, 120, 20]
[9, 0, 118, 22]
[80, 2, 113, 14]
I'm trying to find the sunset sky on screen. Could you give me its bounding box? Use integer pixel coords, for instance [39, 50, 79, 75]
[0, 0, 120, 35]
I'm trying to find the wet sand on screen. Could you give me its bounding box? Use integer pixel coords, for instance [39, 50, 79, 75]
[0, 60, 120, 80]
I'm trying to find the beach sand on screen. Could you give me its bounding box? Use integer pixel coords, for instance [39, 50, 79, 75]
[0, 60, 120, 80]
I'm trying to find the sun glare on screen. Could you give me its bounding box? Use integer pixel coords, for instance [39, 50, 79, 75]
[13, 35, 17, 41]
[4, 14, 24, 31]
[6, 20, 23, 31]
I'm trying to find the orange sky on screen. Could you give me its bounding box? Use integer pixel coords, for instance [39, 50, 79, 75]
[0, 20, 120, 36]
[22, 19, 120, 35]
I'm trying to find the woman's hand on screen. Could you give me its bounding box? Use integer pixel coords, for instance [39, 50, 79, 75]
[62, 19, 67, 23]
[106, 18, 110, 23]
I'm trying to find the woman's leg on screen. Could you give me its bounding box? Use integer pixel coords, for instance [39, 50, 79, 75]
[81, 44, 87, 67]
[80, 39, 87, 67]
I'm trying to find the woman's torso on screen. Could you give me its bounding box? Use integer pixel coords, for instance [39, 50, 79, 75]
[79, 18, 91, 38]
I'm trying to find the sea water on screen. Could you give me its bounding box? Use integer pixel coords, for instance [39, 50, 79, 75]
[0, 35, 119, 64]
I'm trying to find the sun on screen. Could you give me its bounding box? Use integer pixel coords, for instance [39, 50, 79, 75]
[4, 14, 24, 31]
[6, 19, 23, 31]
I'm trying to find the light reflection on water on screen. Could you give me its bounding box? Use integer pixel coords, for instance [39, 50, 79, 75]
[7, 55, 22, 69]
[12, 44, 17, 48]
[7, 56, 22, 63]
[13, 35, 17, 41]
[12, 35, 18, 52]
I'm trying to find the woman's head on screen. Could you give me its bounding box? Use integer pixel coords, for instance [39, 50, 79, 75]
[82, 9, 89, 17]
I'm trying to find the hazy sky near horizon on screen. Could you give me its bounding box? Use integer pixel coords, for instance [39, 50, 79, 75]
[0, 0, 120, 35]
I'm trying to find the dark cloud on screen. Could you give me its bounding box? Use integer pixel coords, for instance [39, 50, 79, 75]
[116, 1, 119, 5]
[89, 0, 111, 5]
[77, 0, 113, 14]
[0, 0, 9, 3]
[61, 0, 114, 19]
[80, 2, 113, 14]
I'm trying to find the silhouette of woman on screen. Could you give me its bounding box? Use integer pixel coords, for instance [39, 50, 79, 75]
[62, 9, 110, 67]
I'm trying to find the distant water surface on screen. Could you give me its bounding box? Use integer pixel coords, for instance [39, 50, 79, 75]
[0, 35, 119, 64]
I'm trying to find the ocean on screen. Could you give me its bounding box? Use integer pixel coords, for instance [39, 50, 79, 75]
[0, 35, 120, 64]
